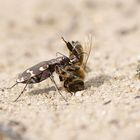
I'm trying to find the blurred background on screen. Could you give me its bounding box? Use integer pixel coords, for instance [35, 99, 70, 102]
[0, 0, 139, 74]
[0, 0, 140, 140]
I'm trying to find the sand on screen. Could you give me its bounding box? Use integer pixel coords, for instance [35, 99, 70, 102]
[0, 0, 140, 140]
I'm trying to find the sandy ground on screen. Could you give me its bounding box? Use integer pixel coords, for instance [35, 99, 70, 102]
[0, 0, 140, 140]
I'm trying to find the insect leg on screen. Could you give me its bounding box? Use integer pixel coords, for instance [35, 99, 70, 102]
[0, 82, 19, 92]
[49, 75, 67, 102]
[6, 82, 19, 89]
[56, 65, 78, 79]
[55, 66, 78, 95]
[13, 82, 29, 102]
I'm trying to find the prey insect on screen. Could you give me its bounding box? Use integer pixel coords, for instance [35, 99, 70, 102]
[5, 56, 71, 102]
[56, 37, 91, 93]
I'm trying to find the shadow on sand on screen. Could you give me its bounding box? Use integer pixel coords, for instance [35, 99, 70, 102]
[27, 74, 112, 96]
[28, 86, 56, 96]
[85, 74, 112, 89]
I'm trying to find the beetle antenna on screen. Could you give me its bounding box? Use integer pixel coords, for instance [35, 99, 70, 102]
[56, 52, 68, 58]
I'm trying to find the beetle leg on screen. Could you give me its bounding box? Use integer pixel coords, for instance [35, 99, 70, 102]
[1, 82, 18, 94]
[65, 65, 80, 71]
[0, 82, 19, 92]
[55, 65, 65, 81]
[49, 75, 68, 102]
[56, 65, 78, 80]
[13, 80, 30, 102]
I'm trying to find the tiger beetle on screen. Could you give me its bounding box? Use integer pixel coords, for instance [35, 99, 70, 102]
[4, 56, 71, 102]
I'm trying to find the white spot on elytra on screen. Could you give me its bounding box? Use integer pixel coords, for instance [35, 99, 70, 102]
[26, 69, 35, 77]
[39, 67, 46, 71]
[17, 77, 24, 82]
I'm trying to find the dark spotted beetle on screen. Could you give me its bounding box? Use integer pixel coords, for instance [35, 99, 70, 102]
[6, 56, 70, 102]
